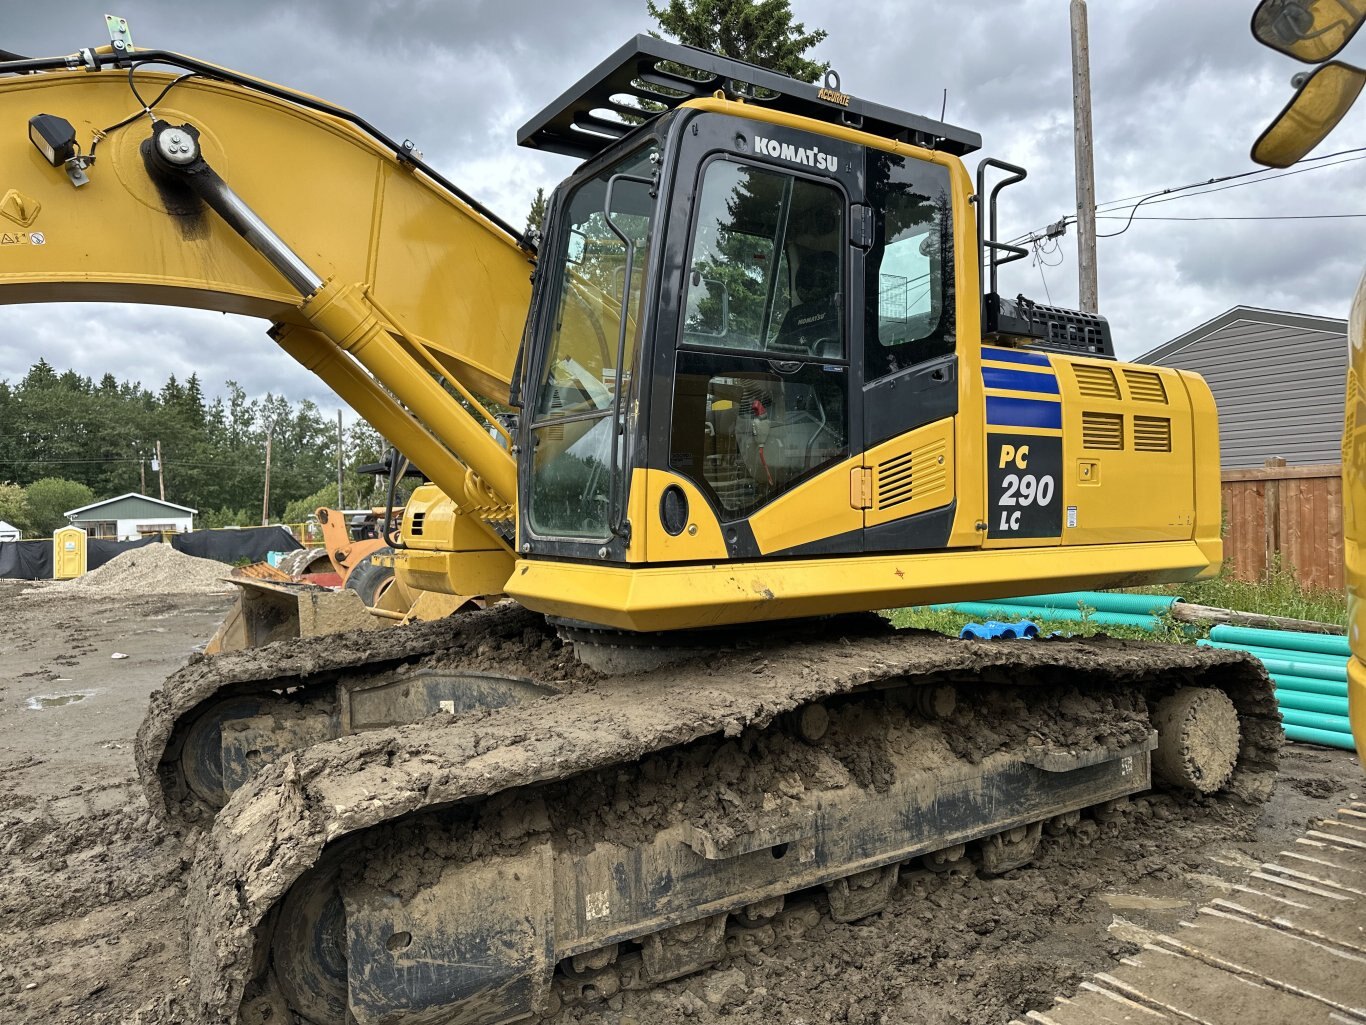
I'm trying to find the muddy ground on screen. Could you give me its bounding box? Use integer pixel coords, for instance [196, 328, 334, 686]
[0, 581, 1359, 1025]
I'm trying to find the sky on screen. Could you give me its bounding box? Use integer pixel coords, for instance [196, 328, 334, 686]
[1, 0, 1362, 413]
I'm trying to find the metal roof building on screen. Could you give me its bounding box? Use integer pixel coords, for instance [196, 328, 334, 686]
[64, 493, 196, 540]
[1136, 306, 1346, 469]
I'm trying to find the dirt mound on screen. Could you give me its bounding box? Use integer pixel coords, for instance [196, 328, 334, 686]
[60, 543, 232, 596]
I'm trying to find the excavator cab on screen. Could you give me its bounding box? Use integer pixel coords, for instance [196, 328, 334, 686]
[514, 38, 978, 571]
[506, 37, 1217, 632]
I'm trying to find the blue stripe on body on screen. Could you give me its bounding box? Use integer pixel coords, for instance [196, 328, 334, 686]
[986, 395, 1062, 430]
[981, 346, 1050, 367]
[982, 365, 1060, 394]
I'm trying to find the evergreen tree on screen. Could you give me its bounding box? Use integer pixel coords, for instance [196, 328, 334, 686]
[525, 187, 548, 239]
[0, 362, 367, 525]
[646, 0, 829, 82]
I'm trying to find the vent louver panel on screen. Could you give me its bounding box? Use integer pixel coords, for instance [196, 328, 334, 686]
[1072, 363, 1120, 400]
[1133, 416, 1172, 452]
[1082, 412, 1124, 450]
[410, 512, 426, 536]
[875, 440, 948, 510]
[1124, 370, 1167, 403]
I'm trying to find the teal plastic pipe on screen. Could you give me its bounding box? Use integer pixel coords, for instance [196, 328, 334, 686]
[1257, 658, 1347, 683]
[1283, 723, 1358, 751]
[1274, 689, 1350, 716]
[1198, 641, 1346, 666]
[979, 591, 1181, 616]
[1208, 625, 1350, 658]
[1270, 673, 1348, 697]
[930, 603, 1158, 629]
[1279, 707, 1354, 734]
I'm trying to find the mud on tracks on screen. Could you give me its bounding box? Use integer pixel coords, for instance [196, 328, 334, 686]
[184, 624, 1278, 1023]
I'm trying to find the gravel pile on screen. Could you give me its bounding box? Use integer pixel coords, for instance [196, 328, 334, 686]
[60, 544, 233, 596]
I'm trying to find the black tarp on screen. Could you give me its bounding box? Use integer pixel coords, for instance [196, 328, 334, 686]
[0, 539, 52, 580]
[89, 535, 159, 567]
[170, 525, 301, 564]
[0, 525, 302, 580]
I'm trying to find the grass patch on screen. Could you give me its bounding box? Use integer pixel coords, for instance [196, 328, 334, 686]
[1141, 564, 1346, 629]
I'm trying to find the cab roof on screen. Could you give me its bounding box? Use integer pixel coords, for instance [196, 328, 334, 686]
[518, 35, 982, 161]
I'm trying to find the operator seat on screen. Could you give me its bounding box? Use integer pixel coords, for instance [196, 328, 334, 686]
[774, 251, 841, 356]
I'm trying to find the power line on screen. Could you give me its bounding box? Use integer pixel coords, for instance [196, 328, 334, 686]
[1096, 153, 1366, 237]
[1092, 145, 1366, 212]
[1097, 212, 1366, 222]
[1097, 154, 1366, 214]
[1004, 144, 1366, 246]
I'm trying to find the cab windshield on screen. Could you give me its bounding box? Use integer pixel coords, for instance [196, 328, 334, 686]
[528, 144, 658, 541]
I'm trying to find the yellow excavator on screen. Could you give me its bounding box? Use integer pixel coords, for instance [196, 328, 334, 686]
[1245, 0, 1366, 758]
[1, 18, 1280, 1025]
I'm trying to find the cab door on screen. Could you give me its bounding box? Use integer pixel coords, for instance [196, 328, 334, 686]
[858, 150, 959, 552]
[650, 115, 866, 560]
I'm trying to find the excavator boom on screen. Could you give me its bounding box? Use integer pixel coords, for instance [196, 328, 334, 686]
[1, 55, 527, 549]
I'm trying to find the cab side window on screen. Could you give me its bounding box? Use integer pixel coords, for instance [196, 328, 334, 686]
[865, 155, 954, 381]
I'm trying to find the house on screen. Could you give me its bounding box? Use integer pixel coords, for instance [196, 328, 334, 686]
[0, 520, 19, 542]
[64, 493, 196, 540]
[1136, 306, 1346, 469]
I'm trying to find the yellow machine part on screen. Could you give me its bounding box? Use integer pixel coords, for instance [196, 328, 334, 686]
[0, 67, 525, 554]
[1345, 273, 1366, 756]
[507, 539, 1219, 633]
[205, 578, 381, 653]
[0, 70, 528, 400]
[506, 98, 1221, 629]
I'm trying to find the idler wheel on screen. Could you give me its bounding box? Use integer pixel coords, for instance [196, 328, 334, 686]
[272, 861, 348, 1025]
[177, 696, 267, 809]
[1151, 686, 1240, 794]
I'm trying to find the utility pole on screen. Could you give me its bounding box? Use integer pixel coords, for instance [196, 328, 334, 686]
[139, 454, 146, 495]
[262, 427, 273, 526]
[154, 439, 165, 501]
[1071, 0, 1099, 313]
[337, 410, 344, 509]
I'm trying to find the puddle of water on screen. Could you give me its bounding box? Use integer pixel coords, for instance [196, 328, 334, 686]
[24, 690, 96, 710]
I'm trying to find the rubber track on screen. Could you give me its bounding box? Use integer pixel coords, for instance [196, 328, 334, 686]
[179, 620, 1279, 1023]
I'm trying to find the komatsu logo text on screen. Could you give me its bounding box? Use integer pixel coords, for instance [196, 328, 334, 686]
[754, 136, 839, 172]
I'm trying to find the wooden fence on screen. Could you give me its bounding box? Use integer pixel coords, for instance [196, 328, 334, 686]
[1221, 459, 1343, 591]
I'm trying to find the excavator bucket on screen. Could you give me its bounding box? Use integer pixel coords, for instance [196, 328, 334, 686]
[204, 576, 382, 654]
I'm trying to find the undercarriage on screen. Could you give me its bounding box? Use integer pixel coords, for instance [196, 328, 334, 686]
[137, 607, 1279, 1025]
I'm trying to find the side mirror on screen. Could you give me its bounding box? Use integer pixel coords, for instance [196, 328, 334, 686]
[1251, 60, 1366, 166]
[566, 229, 587, 266]
[1251, 0, 1366, 63]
